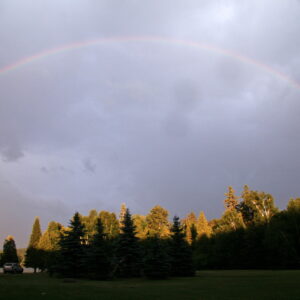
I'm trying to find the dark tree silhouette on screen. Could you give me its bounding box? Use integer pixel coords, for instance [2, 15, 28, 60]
[56, 212, 86, 278]
[1, 236, 18, 265]
[25, 217, 42, 273]
[86, 218, 111, 279]
[169, 216, 195, 277]
[114, 208, 141, 277]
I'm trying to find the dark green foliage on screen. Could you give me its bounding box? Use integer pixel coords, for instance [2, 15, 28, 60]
[190, 223, 198, 249]
[1, 236, 19, 265]
[56, 212, 86, 278]
[25, 217, 42, 272]
[264, 208, 300, 269]
[194, 234, 212, 269]
[194, 206, 300, 270]
[143, 236, 170, 279]
[169, 216, 195, 276]
[85, 218, 111, 280]
[15, 185, 300, 276]
[115, 208, 142, 277]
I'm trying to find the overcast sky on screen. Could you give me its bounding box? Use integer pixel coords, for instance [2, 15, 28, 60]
[0, 0, 300, 247]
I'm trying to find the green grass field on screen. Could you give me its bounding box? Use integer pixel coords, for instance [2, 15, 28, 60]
[0, 270, 299, 300]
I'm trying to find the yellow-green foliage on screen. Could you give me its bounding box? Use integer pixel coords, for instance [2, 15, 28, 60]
[197, 211, 212, 237]
[146, 205, 170, 238]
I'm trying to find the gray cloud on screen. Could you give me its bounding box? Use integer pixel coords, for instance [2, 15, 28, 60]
[0, 0, 300, 246]
[83, 158, 97, 173]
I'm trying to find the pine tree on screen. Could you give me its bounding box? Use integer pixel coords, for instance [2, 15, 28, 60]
[1, 236, 18, 265]
[25, 217, 42, 273]
[146, 205, 170, 238]
[169, 216, 195, 277]
[197, 211, 212, 237]
[115, 208, 141, 277]
[57, 212, 86, 278]
[86, 218, 111, 280]
[224, 186, 239, 211]
[143, 236, 170, 279]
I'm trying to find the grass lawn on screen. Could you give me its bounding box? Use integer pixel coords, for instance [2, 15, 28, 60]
[0, 270, 299, 300]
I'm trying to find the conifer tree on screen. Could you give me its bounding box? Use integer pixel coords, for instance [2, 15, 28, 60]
[57, 212, 86, 278]
[190, 223, 198, 249]
[119, 203, 127, 229]
[1, 236, 18, 265]
[224, 186, 239, 210]
[183, 212, 197, 244]
[86, 218, 111, 280]
[25, 217, 42, 272]
[143, 236, 170, 279]
[197, 211, 212, 237]
[115, 208, 141, 277]
[169, 216, 195, 277]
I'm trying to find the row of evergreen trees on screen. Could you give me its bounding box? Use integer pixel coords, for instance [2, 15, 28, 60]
[33, 209, 194, 279]
[2, 185, 300, 274]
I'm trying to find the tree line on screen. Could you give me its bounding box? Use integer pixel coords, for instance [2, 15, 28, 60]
[1, 185, 300, 278]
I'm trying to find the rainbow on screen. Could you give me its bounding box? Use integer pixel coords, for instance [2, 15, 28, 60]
[0, 36, 299, 90]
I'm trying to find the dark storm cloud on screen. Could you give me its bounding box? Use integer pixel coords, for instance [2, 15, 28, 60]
[0, 0, 300, 246]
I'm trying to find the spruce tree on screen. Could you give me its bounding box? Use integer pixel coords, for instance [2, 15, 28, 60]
[1, 236, 18, 265]
[197, 211, 212, 238]
[119, 203, 127, 229]
[183, 212, 197, 244]
[57, 212, 86, 278]
[143, 236, 170, 279]
[25, 217, 42, 272]
[86, 218, 111, 280]
[224, 186, 239, 210]
[169, 216, 195, 277]
[115, 208, 141, 277]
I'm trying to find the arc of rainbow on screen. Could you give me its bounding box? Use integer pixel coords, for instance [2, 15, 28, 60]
[0, 36, 299, 91]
